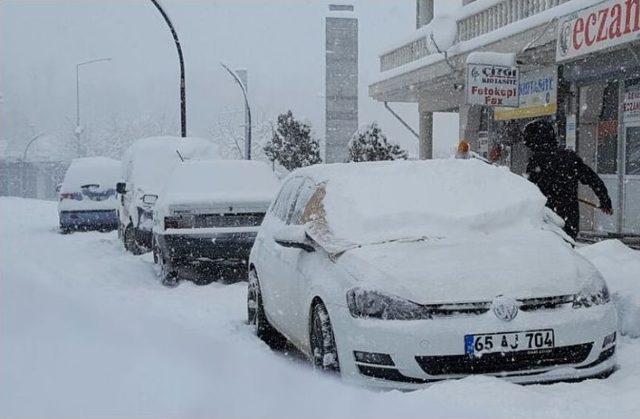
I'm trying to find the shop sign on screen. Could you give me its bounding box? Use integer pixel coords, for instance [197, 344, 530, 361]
[466, 64, 519, 107]
[557, 0, 640, 62]
[624, 86, 640, 122]
[495, 67, 557, 120]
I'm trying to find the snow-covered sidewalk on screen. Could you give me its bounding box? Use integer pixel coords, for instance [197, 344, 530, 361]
[1, 197, 639, 419]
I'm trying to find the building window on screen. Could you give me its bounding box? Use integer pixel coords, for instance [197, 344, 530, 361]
[596, 81, 619, 175]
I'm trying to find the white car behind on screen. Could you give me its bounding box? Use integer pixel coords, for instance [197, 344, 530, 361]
[116, 136, 218, 254]
[248, 159, 617, 389]
[58, 157, 120, 233]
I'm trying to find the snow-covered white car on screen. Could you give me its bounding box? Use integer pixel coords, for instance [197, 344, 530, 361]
[117, 137, 218, 254]
[153, 160, 279, 286]
[247, 159, 617, 389]
[58, 157, 120, 233]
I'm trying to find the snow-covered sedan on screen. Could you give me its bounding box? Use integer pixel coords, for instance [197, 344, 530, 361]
[247, 159, 617, 389]
[153, 160, 279, 286]
[58, 157, 120, 233]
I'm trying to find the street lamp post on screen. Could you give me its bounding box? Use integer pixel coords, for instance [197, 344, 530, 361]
[149, 0, 187, 138]
[76, 57, 111, 156]
[221, 63, 252, 160]
[23, 132, 46, 161]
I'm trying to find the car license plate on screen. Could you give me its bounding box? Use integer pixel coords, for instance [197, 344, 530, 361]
[464, 329, 554, 356]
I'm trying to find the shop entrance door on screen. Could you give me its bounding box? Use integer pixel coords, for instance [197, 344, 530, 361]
[623, 122, 640, 234]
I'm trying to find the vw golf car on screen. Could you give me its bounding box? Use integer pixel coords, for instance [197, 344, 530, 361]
[58, 157, 120, 233]
[117, 136, 218, 254]
[247, 159, 617, 389]
[153, 160, 279, 286]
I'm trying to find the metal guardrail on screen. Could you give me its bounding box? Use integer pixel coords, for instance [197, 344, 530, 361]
[380, 0, 569, 72]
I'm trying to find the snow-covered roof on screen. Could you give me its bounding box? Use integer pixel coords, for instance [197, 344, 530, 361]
[158, 159, 279, 208]
[296, 159, 546, 245]
[61, 157, 120, 192]
[373, 0, 603, 85]
[122, 136, 219, 194]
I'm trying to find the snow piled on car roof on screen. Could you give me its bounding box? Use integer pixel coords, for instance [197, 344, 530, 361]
[159, 160, 279, 207]
[122, 137, 219, 193]
[61, 157, 120, 192]
[298, 159, 547, 244]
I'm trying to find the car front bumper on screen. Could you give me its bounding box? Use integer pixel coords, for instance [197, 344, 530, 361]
[155, 230, 257, 265]
[59, 210, 118, 231]
[328, 301, 618, 389]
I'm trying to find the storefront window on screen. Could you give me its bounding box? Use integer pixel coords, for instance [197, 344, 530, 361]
[624, 79, 640, 176]
[596, 81, 619, 174]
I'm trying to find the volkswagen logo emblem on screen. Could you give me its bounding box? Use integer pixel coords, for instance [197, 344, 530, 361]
[492, 295, 519, 322]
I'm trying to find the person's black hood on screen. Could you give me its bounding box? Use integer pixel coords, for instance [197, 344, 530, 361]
[523, 119, 557, 151]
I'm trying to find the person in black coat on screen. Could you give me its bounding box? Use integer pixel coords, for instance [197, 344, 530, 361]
[523, 119, 613, 239]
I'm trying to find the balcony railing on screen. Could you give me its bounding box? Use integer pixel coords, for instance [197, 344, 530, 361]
[380, 0, 570, 73]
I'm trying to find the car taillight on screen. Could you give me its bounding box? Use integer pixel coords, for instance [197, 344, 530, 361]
[60, 192, 82, 201]
[164, 215, 194, 229]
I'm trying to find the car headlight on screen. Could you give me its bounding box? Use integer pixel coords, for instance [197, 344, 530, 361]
[573, 279, 610, 308]
[346, 288, 431, 320]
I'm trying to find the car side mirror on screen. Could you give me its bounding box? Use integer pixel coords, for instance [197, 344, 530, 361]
[142, 194, 158, 205]
[274, 225, 315, 252]
[116, 182, 127, 194]
[55, 183, 62, 193]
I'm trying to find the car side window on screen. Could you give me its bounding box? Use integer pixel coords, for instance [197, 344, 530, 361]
[272, 177, 303, 222]
[290, 178, 316, 225]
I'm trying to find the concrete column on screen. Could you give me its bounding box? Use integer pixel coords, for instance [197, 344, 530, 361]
[459, 104, 482, 150]
[416, 0, 434, 29]
[418, 103, 433, 159]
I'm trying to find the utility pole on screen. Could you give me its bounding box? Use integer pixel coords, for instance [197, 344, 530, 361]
[76, 57, 111, 156]
[221, 63, 252, 160]
[150, 0, 187, 137]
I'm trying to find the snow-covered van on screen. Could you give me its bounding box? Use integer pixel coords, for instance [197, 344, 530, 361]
[58, 157, 120, 233]
[117, 137, 218, 254]
[152, 160, 279, 286]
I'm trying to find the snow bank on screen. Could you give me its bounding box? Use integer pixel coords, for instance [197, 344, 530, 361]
[301, 159, 546, 245]
[122, 136, 219, 194]
[158, 160, 280, 208]
[578, 240, 640, 338]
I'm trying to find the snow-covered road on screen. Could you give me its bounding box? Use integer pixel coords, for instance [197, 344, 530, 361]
[1, 197, 639, 419]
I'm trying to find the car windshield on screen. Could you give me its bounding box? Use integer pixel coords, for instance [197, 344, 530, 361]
[304, 160, 547, 251]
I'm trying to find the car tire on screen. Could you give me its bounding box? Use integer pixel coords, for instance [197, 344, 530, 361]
[310, 301, 340, 374]
[124, 224, 146, 255]
[159, 255, 178, 288]
[247, 269, 287, 349]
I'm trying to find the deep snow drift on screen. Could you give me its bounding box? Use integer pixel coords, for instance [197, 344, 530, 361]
[1, 197, 639, 419]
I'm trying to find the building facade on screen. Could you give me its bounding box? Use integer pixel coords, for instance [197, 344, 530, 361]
[369, 0, 640, 239]
[325, 4, 358, 163]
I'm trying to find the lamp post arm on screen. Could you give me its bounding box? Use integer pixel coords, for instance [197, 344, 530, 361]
[221, 63, 252, 159]
[23, 133, 46, 161]
[150, 0, 187, 137]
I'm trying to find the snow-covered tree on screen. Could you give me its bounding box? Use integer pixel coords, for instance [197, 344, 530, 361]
[263, 110, 322, 171]
[348, 122, 408, 162]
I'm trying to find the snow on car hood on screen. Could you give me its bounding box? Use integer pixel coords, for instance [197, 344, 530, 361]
[336, 231, 596, 304]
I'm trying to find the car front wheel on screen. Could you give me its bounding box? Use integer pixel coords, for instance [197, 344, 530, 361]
[310, 301, 340, 374]
[123, 224, 146, 255]
[247, 269, 287, 349]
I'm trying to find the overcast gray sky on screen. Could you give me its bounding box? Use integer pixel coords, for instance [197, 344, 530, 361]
[0, 0, 462, 160]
